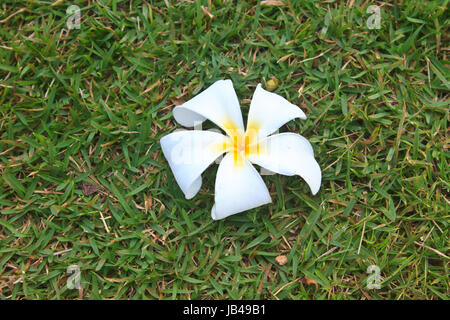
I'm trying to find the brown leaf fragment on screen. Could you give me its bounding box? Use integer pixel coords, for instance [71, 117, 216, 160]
[301, 276, 318, 293]
[275, 255, 288, 265]
[145, 194, 153, 211]
[261, 0, 285, 6]
[328, 199, 347, 206]
[79, 182, 98, 196]
[201, 5, 214, 19]
[170, 98, 185, 107]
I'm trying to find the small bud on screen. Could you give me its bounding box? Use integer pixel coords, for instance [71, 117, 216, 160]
[266, 77, 279, 91]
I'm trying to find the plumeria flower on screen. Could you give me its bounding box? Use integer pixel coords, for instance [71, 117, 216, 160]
[160, 80, 321, 220]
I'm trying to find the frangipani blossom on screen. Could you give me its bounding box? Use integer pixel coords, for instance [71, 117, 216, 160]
[160, 80, 321, 220]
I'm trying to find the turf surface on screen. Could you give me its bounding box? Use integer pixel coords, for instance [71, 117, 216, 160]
[0, 0, 448, 299]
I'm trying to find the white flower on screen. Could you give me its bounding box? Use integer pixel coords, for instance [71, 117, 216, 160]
[160, 79, 321, 220]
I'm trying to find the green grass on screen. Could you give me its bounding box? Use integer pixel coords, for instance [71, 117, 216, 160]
[0, 0, 448, 300]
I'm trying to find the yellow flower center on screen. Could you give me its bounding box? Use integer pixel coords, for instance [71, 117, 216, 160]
[212, 118, 264, 167]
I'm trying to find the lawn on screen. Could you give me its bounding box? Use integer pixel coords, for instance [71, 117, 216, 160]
[0, 0, 448, 299]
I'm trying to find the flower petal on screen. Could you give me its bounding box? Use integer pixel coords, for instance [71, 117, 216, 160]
[248, 133, 321, 195]
[160, 130, 228, 199]
[246, 84, 306, 140]
[212, 153, 272, 220]
[173, 79, 245, 135]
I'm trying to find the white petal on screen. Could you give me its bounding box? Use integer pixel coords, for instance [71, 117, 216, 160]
[160, 130, 228, 199]
[212, 153, 272, 220]
[246, 84, 306, 140]
[248, 133, 321, 195]
[173, 79, 245, 135]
